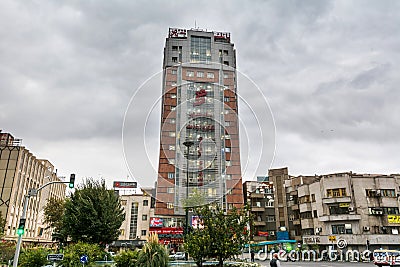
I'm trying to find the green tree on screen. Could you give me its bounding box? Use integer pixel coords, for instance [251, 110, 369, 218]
[43, 197, 67, 242]
[184, 228, 210, 267]
[136, 233, 169, 267]
[18, 247, 50, 267]
[0, 211, 5, 238]
[188, 204, 252, 267]
[182, 189, 207, 208]
[0, 241, 15, 264]
[63, 178, 125, 244]
[114, 250, 139, 267]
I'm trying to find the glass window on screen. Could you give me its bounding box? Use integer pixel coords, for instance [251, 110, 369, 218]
[190, 36, 211, 63]
[170, 94, 177, 99]
[186, 71, 194, 77]
[141, 230, 147, 236]
[226, 161, 231, 166]
[224, 97, 229, 102]
[167, 187, 174, 194]
[172, 57, 178, 62]
[225, 147, 231, 153]
[168, 132, 176, 137]
[327, 188, 347, 197]
[168, 172, 175, 179]
[332, 224, 352, 234]
[197, 71, 204, 78]
[142, 215, 148, 220]
[167, 203, 174, 209]
[225, 174, 232, 180]
[171, 106, 176, 111]
[223, 73, 229, 79]
[143, 200, 149, 206]
[171, 69, 177, 75]
[207, 72, 215, 78]
[169, 145, 175, 150]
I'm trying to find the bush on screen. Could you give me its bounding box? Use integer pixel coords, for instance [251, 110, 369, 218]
[61, 242, 105, 267]
[113, 250, 138, 267]
[19, 247, 50, 267]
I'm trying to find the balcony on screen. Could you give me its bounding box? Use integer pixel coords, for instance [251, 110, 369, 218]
[322, 196, 351, 204]
[299, 202, 312, 212]
[251, 206, 265, 212]
[300, 218, 314, 229]
[319, 214, 361, 222]
[254, 221, 266, 226]
[250, 193, 264, 199]
[292, 219, 301, 225]
[291, 205, 299, 211]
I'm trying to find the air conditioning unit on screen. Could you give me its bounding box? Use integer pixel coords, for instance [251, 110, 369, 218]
[376, 190, 381, 196]
[348, 207, 355, 212]
[315, 227, 322, 234]
[269, 231, 275, 236]
[363, 226, 370, 231]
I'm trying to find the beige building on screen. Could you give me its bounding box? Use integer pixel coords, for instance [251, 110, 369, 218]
[0, 131, 66, 243]
[273, 168, 400, 251]
[115, 189, 154, 248]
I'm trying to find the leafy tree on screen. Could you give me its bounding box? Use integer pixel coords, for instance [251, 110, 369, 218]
[0, 211, 5, 238]
[136, 233, 169, 267]
[61, 242, 105, 267]
[43, 197, 67, 242]
[187, 204, 253, 267]
[184, 228, 210, 267]
[18, 247, 50, 267]
[114, 250, 139, 267]
[0, 241, 15, 264]
[182, 189, 207, 208]
[63, 178, 125, 244]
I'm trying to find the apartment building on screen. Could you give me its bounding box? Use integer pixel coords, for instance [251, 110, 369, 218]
[0, 131, 66, 242]
[243, 176, 276, 241]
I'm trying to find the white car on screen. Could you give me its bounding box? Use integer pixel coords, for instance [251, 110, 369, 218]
[169, 252, 186, 260]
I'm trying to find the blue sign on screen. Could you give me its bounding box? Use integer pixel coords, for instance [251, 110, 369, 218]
[276, 231, 289, 240]
[80, 255, 88, 264]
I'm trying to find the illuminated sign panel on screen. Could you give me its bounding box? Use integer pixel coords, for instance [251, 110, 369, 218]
[113, 181, 137, 188]
[150, 217, 163, 227]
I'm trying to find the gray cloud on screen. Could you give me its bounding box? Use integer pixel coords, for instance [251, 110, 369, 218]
[0, 0, 399, 184]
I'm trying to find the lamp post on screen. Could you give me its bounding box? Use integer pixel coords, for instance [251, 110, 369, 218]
[183, 140, 193, 260]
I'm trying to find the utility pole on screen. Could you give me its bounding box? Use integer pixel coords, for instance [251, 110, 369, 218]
[13, 175, 75, 267]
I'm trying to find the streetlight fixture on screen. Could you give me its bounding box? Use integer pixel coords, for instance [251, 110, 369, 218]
[183, 140, 193, 261]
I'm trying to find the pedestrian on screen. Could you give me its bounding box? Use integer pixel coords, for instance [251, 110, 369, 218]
[251, 251, 255, 262]
[270, 253, 281, 267]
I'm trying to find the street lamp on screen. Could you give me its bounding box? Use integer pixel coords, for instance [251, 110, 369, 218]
[183, 140, 194, 234]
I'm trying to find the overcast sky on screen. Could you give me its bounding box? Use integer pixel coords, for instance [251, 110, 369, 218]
[1, 0, 399, 188]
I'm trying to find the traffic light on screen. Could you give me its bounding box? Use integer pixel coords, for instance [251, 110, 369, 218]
[17, 218, 26, 236]
[69, 174, 75, 188]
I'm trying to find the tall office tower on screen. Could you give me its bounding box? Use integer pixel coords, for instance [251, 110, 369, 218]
[154, 28, 244, 238]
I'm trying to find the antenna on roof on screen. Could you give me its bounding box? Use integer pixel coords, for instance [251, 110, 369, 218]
[195, 20, 197, 29]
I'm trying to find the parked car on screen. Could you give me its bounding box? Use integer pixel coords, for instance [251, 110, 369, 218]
[169, 252, 186, 260]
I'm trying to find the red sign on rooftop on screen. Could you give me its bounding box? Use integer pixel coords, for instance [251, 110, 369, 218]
[113, 181, 137, 188]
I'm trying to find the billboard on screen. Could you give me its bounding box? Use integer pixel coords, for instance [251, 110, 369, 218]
[113, 181, 137, 188]
[150, 217, 163, 227]
[191, 216, 204, 229]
